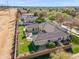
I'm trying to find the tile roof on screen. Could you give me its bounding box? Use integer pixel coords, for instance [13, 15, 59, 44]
[31, 22, 68, 41]
[27, 22, 57, 32]
[34, 29, 68, 41]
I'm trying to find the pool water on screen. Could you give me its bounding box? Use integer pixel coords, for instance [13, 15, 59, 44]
[32, 31, 38, 35]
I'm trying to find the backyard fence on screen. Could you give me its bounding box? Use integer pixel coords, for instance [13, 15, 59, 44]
[17, 45, 71, 59]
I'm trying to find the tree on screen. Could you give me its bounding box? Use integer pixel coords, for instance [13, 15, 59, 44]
[56, 12, 71, 23]
[48, 11, 57, 21]
[49, 9, 52, 12]
[39, 8, 42, 11]
[27, 9, 31, 13]
[48, 15, 56, 21]
[39, 12, 45, 17]
[34, 12, 38, 16]
[47, 41, 56, 48]
[35, 17, 46, 23]
[62, 8, 76, 17]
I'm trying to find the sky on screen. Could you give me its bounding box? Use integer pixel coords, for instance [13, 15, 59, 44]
[0, 0, 79, 6]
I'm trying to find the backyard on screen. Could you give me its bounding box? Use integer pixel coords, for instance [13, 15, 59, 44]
[17, 26, 79, 58]
[18, 26, 31, 54]
[17, 26, 38, 55]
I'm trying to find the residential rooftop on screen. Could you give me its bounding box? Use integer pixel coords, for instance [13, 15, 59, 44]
[27, 22, 69, 41]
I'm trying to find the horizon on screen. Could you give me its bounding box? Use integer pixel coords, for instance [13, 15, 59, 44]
[0, 6, 79, 8]
[0, 0, 79, 6]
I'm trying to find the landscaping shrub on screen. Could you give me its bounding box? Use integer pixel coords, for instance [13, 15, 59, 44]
[47, 41, 56, 48]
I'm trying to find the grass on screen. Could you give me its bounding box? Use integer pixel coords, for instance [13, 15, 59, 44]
[71, 43, 79, 54]
[18, 26, 31, 54]
[70, 33, 79, 54]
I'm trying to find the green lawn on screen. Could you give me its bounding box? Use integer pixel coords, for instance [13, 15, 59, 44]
[18, 26, 31, 54]
[71, 33, 79, 54]
[71, 43, 79, 54]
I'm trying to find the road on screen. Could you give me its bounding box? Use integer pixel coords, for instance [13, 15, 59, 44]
[0, 8, 17, 59]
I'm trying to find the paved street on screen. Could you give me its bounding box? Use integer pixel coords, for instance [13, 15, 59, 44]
[0, 8, 17, 59]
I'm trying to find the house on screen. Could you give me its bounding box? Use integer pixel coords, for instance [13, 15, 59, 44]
[61, 18, 79, 35]
[26, 22, 70, 46]
[18, 8, 37, 25]
[62, 18, 79, 27]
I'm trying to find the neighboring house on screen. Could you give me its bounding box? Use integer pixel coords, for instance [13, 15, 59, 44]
[61, 18, 79, 27]
[26, 22, 70, 46]
[17, 9, 37, 25]
[61, 18, 79, 34]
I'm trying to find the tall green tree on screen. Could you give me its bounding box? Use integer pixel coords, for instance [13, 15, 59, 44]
[34, 12, 38, 16]
[62, 8, 76, 17]
[48, 15, 56, 21]
[35, 16, 46, 23]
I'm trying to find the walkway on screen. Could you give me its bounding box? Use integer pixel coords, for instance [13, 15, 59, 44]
[0, 8, 17, 59]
